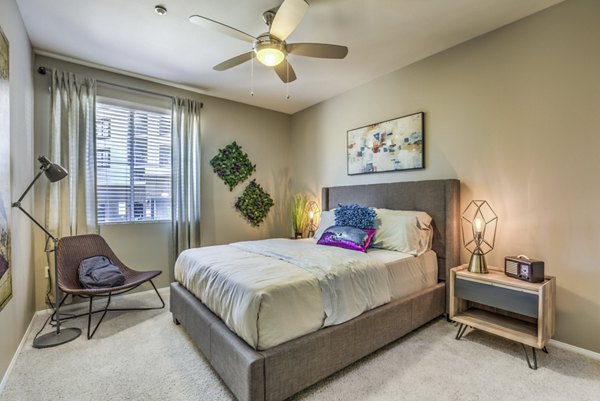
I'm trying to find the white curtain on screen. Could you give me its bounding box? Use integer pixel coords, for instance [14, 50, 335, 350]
[172, 97, 201, 256]
[45, 70, 97, 240]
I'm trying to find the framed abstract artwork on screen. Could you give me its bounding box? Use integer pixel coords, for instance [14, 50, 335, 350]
[0, 25, 11, 311]
[347, 112, 424, 175]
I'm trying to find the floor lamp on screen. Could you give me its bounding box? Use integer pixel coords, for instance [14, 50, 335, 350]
[12, 156, 82, 348]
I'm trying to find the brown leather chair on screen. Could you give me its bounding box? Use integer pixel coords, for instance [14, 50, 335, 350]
[54, 234, 164, 339]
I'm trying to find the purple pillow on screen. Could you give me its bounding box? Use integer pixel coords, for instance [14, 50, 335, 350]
[317, 225, 376, 252]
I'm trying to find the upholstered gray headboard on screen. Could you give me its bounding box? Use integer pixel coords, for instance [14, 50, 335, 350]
[322, 179, 460, 283]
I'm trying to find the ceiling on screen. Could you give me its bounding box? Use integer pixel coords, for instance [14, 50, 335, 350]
[16, 0, 563, 114]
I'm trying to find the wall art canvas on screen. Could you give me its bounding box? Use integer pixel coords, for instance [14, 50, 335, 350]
[347, 112, 424, 175]
[0, 25, 11, 311]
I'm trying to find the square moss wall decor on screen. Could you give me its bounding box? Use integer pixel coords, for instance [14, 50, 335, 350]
[210, 141, 256, 191]
[235, 180, 274, 227]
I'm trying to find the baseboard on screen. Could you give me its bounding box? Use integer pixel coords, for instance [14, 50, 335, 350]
[0, 285, 170, 396]
[0, 313, 37, 395]
[549, 339, 600, 361]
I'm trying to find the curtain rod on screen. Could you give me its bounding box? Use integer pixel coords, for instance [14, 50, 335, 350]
[37, 66, 204, 108]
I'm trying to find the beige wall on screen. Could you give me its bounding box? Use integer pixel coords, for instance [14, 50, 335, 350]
[0, 0, 35, 382]
[290, 0, 600, 352]
[33, 55, 291, 308]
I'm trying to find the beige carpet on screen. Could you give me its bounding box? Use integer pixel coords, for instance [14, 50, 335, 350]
[1, 288, 599, 401]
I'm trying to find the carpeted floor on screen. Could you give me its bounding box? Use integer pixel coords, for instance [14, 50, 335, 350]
[1, 288, 599, 401]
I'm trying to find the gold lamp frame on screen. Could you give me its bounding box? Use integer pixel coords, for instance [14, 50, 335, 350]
[305, 201, 321, 238]
[461, 200, 498, 274]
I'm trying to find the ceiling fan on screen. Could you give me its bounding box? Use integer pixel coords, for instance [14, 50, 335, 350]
[189, 0, 348, 83]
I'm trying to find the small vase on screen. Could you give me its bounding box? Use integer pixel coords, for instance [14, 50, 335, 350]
[294, 231, 303, 239]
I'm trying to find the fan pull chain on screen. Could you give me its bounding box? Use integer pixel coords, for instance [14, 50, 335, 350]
[250, 54, 255, 96]
[285, 62, 290, 100]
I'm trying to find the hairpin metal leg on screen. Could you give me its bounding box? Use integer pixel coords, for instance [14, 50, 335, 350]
[87, 293, 112, 339]
[521, 344, 538, 370]
[542, 346, 548, 354]
[455, 323, 468, 340]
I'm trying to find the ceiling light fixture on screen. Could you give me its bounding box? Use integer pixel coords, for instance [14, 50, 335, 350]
[254, 37, 285, 67]
[256, 47, 285, 67]
[154, 5, 167, 15]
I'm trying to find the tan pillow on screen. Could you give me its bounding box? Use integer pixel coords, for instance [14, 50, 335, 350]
[370, 208, 432, 256]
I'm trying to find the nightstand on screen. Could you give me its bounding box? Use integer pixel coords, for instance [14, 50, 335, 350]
[449, 265, 556, 369]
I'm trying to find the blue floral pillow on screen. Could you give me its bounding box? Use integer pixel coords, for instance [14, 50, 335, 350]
[334, 204, 377, 229]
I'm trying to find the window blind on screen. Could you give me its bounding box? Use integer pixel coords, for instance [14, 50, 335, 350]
[95, 93, 172, 224]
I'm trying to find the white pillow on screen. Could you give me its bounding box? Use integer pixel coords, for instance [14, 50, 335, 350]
[370, 208, 433, 256]
[313, 210, 335, 240]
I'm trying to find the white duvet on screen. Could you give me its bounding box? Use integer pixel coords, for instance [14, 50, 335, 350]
[174, 238, 392, 349]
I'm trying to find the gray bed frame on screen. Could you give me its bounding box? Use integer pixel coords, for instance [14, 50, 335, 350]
[170, 179, 460, 401]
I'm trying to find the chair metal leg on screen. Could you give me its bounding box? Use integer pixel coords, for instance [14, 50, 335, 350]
[86, 280, 163, 339]
[49, 293, 72, 325]
[88, 279, 165, 314]
[88, 293, 112, 339]
[53, 280, 165, 339]
[455, 323, 468, 340]
[521, 344, 538, 370]
[87, 296, 94, 338]
[150, 280, 165, 309]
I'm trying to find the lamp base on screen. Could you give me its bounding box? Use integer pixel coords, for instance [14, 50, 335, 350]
[33, 327, 81, 349]
[468, 253, 488, 274]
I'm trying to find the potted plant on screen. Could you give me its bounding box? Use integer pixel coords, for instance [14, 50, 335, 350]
[291, 194, 308, 239]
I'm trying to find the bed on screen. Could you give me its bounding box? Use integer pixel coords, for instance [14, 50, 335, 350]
[170, 179, 460, 401]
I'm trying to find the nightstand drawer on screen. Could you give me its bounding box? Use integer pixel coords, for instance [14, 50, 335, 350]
[455, 277, 538, 318]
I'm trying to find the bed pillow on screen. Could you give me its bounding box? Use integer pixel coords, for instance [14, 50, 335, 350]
[374, 208, 432, 227]
[313, 210, 336, 240]
[334, 204, 377, 229]
[370, 208, 433, 256]
[317, 225, 376, 252]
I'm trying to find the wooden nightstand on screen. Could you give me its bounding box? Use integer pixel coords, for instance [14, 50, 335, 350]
[449, 265, 556, 369]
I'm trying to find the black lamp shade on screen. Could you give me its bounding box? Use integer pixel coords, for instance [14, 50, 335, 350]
[45, 163, 68, 182]
[38, 155, 68, 182]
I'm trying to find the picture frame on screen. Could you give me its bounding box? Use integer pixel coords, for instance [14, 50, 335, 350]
[0, 25, 12, 311]
[347, 112, 424, 175]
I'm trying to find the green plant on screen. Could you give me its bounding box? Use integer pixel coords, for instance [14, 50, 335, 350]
[210, 141, 256, 191]
[235, 180, 274, 227]
[291, 193, 308, 236]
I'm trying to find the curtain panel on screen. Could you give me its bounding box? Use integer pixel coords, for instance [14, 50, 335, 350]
[172, 98, 201, 256]
[45, 70, 97, 241]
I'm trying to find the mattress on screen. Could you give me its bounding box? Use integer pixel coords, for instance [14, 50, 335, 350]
[174, 239, 437, 350]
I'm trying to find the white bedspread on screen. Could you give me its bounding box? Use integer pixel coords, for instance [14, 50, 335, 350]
[174, 239, 392, 349]
[231, 239, 391, 326]
[175, 242, 321, 350]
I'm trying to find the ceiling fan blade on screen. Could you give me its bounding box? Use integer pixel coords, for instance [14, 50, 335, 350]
[274, 60, 297, 83]
[189, 15, 256, 43]
[287, 43, 348, 59]
[214, 52, 254, 71]
[269, 0, 309, 41]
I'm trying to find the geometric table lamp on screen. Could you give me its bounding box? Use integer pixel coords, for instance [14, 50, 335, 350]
[461, 200, 498, 274]
[305, 200, 321, 238]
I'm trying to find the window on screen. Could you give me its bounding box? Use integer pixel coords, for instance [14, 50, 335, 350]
[159, 144, 170, 167]
[97, 117, 111, 138]
[95, 94, 172, 224]
[97, 148, 111, 168]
